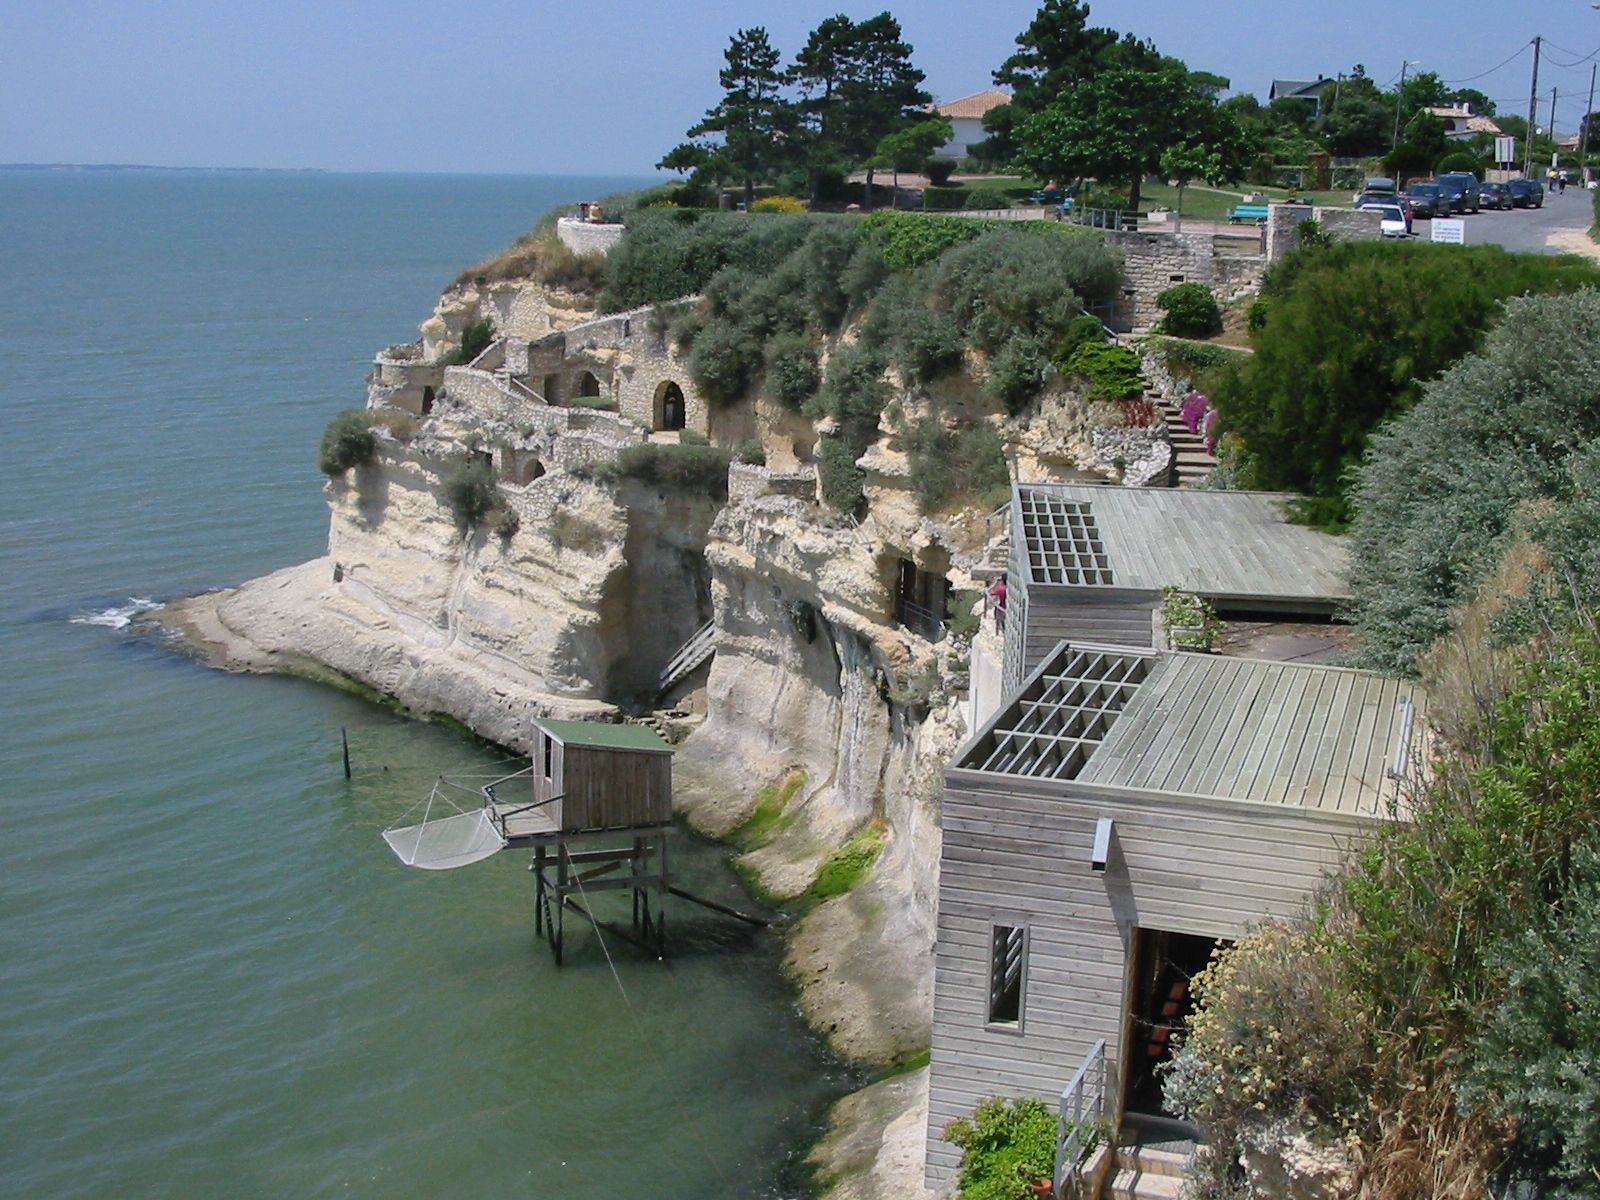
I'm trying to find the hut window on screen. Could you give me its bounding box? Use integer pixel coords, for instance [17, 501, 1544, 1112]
[543, 735, 553, 781]
[987, 923, 1027, 1027]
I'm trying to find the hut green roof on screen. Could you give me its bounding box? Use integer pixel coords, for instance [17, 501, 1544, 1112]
[535, 719, 672, 753]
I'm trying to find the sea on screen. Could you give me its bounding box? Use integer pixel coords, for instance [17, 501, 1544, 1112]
[0, 170, 843, 1199]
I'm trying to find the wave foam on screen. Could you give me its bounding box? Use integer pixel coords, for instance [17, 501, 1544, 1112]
[70, 597, 156, 630]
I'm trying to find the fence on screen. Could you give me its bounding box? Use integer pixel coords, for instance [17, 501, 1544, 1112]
[1053, 1039, 1110, 1194]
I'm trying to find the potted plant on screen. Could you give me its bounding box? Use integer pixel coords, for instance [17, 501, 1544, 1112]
[1162, 586, 1219, 652]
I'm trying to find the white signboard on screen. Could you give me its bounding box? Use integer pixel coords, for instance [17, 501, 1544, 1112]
[1495, 136, 1516, 166]
[1431, 218, 1466, 245]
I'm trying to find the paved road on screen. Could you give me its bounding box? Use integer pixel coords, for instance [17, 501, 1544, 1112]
[1421, 187, 1597, 255]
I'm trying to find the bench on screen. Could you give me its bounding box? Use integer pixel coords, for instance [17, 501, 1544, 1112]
[1228, 203, 1270, 224]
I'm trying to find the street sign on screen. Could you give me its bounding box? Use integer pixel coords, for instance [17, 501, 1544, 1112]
[1495, 136, 1516, 166]
[1431, 218, 1466, 245]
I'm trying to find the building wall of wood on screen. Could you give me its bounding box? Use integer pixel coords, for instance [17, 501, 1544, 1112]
[558, 745, 672, 831]
[924, 770, 1377, 1183]
[1020, 590, 1159, 678]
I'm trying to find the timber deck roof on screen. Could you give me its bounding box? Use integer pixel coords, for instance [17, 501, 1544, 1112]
[1015, 484, 1350, 603]
[958, 641, 1422, 818]
[535, 719, 672, 753]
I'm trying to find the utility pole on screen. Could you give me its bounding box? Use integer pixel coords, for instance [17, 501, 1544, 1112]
[1550, 86, 1559, 167]
[1392, 60, 1416, 150]
[1582, 64, 1596, 183]
[1524, 36, 1542, 177]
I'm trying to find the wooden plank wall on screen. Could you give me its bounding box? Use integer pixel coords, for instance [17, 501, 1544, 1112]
[560, 746, 672, 831]
[924, 771, 1374, 1183]
[1022, 590, 1158, 676]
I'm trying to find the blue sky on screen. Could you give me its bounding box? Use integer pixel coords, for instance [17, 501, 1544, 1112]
[2, 0, 1597, 173]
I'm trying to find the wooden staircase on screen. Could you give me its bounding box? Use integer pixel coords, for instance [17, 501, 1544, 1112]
[1154, 394, 1217, 487]
[656, 621, 716, 699]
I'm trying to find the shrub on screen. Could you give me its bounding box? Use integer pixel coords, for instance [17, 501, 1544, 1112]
[890, 301, 965, 385]
[1155, 282, 1222, 338]
[602, 209, 835, 310]
[750, 195, 806, 213]
[921, 185, 970, 210]
[598, 443, 730, 497]
[493, 507, 520, 540]
[902, 419, 1010, 512]
[1246, 298, 1270, 330]
[962, 187, 1013, 210]
[734, 438, 766, 466]
[1434, 150, 1481, 176]
[1054, 314, 1106, 362]
[924, 157, 955, 186]
[818, 436, 866, 514]
[448, 317, 495, 366]
[1160, 587, 1220, 650]
[1057, 341, 1144, 402]
[451, 232, 607, 296]
[1217, 243, 1600, 514]
[689, 321, 763, 407]
[985, 336, 1051, 415]
[441, 460, 498, 530]
[860, 210, 986, 268]
[1347, 289, 1600, 674]
[816, 342, 889, 445]
[569, 394, 617, 411]
[764, 332, 821, 408]
[318, 410, 378, 476]
[943, 1097, 1059, 1200]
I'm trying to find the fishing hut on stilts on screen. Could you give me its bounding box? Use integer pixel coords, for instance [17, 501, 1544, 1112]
[490, 720, 673, 964]
[382, 718, 764, 962]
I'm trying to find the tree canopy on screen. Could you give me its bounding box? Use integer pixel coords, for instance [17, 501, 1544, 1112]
[661, 27, 792, 207]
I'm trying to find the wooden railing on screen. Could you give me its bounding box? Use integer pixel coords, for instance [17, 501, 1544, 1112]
[657, 621, 716, 695]
[1053, 1039, 1109, 1195]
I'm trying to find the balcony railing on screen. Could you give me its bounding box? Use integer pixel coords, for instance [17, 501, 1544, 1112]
[1053, 1039, 1110, 1194]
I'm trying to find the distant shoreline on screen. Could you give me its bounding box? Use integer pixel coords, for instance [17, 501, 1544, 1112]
[0, 163, 327, 173]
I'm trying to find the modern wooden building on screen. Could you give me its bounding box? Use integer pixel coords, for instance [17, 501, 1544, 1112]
[925, 640, 1422, 1188]
[1001, 485, 1350, 691]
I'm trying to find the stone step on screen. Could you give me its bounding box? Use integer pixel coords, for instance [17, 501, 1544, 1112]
[1106, 1167, 1184, 1199]
[1117, 1145, 1190, 1179]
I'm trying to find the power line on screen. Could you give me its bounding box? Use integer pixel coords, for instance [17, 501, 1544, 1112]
[1443, 41, 1534, 84]
[1541, 41, 1600, 67]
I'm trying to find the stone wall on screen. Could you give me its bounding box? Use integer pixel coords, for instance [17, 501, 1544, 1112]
[1266, 204, 1383, 261]
[1106, 229, 1268, 329]
[1090, 425, 1172, 487]
[728, 462, 819, 503]
[556, 217, 626, 258]
[370, 348, 445, 415]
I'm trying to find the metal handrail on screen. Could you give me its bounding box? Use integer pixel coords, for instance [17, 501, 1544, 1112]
[895, 597, 946, 643]
[1053, 1039, 1109, 1195]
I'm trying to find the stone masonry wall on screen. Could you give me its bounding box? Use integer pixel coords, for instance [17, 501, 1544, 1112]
[1105, 229, 1268, 329]
[556, 217, 626, 258]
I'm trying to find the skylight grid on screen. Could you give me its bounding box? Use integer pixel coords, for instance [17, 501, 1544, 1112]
[962, 648, 1151, 778]
[1018, 491, 1115, 586]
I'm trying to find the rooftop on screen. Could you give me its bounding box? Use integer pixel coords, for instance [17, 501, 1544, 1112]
[1014, 484, 1350, 605]
[1269, 79, 1326, 100]
[535, 718, 672, 753]
[958, 642, 1422, 818]
[931, 89, 1011, 119]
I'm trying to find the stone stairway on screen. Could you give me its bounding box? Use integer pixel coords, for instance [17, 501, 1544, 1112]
[1154, 394, 1217, 487]
[1106, 1130, 1192, 1199]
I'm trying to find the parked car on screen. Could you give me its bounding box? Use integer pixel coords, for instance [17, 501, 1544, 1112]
[1403, 181, 1452, 217]
[1477, 181, 1513, 210]
[1358, 201, 1413, 238]
[1354, 176, 1398, 203]
[1508, 178, 1545, 208]
[1435, 172, 1482, 213]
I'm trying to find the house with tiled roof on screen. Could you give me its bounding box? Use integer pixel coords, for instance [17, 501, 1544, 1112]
[1424, 105, 1502, 140]
[929, 89, 1011, 159]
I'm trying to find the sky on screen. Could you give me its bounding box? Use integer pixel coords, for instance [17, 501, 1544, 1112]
[2, 0, 1597, 174]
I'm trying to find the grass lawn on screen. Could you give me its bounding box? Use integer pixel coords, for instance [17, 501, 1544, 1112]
[930, 175, 1356, 215]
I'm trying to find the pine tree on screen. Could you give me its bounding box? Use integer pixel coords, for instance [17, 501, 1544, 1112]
[669, 27, 793, 209]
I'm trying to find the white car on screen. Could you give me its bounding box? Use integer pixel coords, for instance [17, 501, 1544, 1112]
[1358, 202, 1412, 238]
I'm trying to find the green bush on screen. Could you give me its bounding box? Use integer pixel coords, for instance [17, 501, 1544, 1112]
[962, 186, 1013, 210]
[1057, 341, 1144, 402]
[318, 409, 378, 476]
[890, 300, 964, 385]
[764, 332, 821, 408]
[985, 335, 1051, 415]
[688, 321, 764, 407]
[1246, 297, 1270, 330]
[816, 342, 889, 445]
[1055, 314, 1107, 362]
[943, 1097, 1059, 1200]
[598, 443, 731, 497]
[447, 317, 495, 366]
[1434, 150, 1481, 176]
[734, 438, 766, 466]
[818, 436, 866, 514]
[493, 507, 520, 540]
[750, 195, 806, 213]
[903, 419, 1009, 512]
[1217, 242, 1600, 514]
[924, 158, 956, 186]
[922, 186, 970, 211]
[569, 394, 617, 411]
[861, 210, 986, 268]
[441, 460, 498, 530]
[678, 428, 709, 446]
[1155, 282, 1223, 338]
[1348, 289, 1600, 674]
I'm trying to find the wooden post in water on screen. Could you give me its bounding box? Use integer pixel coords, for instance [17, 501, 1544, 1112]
[341, 727, 351, 780]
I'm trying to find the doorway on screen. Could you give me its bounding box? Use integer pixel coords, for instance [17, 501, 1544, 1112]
[1124, 929, 1224, 1118]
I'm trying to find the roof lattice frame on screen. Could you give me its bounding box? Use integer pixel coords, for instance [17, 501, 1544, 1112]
[1019, 489, 1114, 586]
[961, 647, 1151, 779]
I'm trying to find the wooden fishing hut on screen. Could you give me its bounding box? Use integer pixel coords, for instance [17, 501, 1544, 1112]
[484, 719, 675, 964]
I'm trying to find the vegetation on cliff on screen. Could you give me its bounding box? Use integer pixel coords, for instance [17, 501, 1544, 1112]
[1168, 293, 1600, 1198]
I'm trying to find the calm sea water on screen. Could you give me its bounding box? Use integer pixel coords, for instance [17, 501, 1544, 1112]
[0, 171, 841, 1199]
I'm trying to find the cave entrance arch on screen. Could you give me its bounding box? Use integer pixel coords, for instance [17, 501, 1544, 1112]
[421, 386, 435, 415]
[654, 381, 687, 432]
[577, 370, 602, 398]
